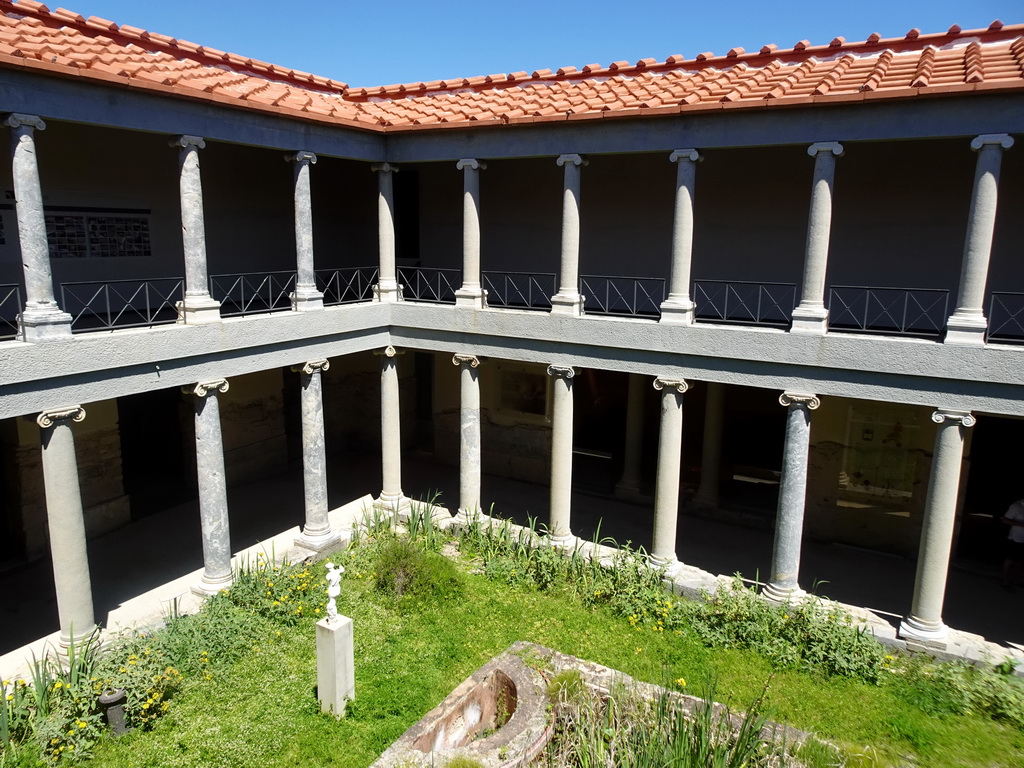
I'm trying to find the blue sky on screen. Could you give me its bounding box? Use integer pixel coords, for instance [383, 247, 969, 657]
[60, 0, 1020, 88]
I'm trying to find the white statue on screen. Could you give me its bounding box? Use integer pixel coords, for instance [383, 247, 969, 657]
[325, 562, 344, 621]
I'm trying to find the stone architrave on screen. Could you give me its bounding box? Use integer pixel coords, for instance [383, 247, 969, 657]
[945, 134, 1014, 344]
[170, 135, 221, 324]
[650, 378, 690, 576]
[452, 354, 482, 522]
[899, 409, 975, 648]
[372, 163, 401, 302]
[455, 159, 487, 308]
[288, 151, 325, 311]
[547, 365, 577, 546]
[790, 142, 843, 335]
[660, 149, 703, 324]
[550, 154, 588, 316]
[292, 359, 340, 550]
[375, 346, 409, 515]
[184, 379, 233, 595]
[5, 114, 73, 341]
[764, 392, 820, 602]
[36, 406, 96, 648]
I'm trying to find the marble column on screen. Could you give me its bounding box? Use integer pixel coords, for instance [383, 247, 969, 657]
[292, 359, 339, 549]
[790, 142, 843, 335]
[455, 159, 487, 308]
[550, 154, 587, 316]
[764, 392, 820, 602]
[372, 163, 401, 302]
[945, 134, 1014, 345]
[547, 365, 577, 546]
[452, 354, 482, 521]
[651, 378, 689, 575]
[376, 346, 408, 514]
[5, 113, 72, 341]
[288, 151, 324, 311]
[614, 373, 646, 499]
[693, 381, 725, 508]
[170, 135, 221, 324]
[660, 149, 702, 324]
[37, 406, 95, 648]
[899, 409, 975, 647]
[185, 379, 233, 595]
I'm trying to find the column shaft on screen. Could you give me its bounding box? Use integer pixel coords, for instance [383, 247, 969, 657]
[660, 149, 701, 323]
[171, 135, 220, 324]
[694, 382, 724, 507]
[550, 155, 586, 315]
[378, 346, 405, 510]
[547, 365, 576, 544]
[290, 151, 324, 310]
[615, 373, 645, 498]
[765, 392, 820, 601]
[453, 355, 482, 517]
[900, 410, 974, 646]
[373, 163, 400, 301]
[456, 159, 486, 307]
[295, 360, 336, 547]
[37, 407, 95, 647]
[188, 380, 232, 594]
[651, 379, 689, 573]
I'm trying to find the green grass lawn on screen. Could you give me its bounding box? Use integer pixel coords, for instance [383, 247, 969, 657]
[79, 532, 1024, 768]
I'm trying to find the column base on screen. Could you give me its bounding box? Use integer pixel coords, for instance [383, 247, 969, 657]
[455, 287, 487, 309]
[789, 306, 828, 335]
[291, 289, 325, 312]
[613, 482, 646, 502]
[178, 296, 222, 325]
[295, 529, 343, 553]
[373, 283, 402, 303]
[649, 554, 683, 579]
[691, 492, 720, 509]
[898, 616, 948, 649]
[19, 305, 73, 342]
[762, 582, 806, 604]
[658, 299, 696, 325]
[549, 532, 579, 551]
[58, 624, 100, 653]
[191, 572, 233, 597]
[374, 493, 411, 521]
[550, 292, 584, 317]
[944, 312, 988, 345]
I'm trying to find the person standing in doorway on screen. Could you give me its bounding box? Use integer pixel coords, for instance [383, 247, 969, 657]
[1001, 498, 1024, 590]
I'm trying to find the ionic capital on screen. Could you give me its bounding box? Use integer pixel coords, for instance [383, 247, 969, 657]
[971, 133, 1014, 152]
[556, 153, 588, 168]
[653, 377, 690, 394]
[36, 406, 85, 429]
[373, 345, 404, 358]
[452, 354, 480, 368]
[546, 364, 576, 379]
[170, 134, 206, 150]
[292, 359, 330, 375]
[371, 162, 399, 174]
[4, 113, 45, 131]
[931, 409, 976, 427]
[669, 148, 702, 164]
[779, 392, 820, 410]
[807, 141, 844, 158]
[287, 150, 318, 165]
[184, 379, 229, 398]
[456, 158, 487, 171]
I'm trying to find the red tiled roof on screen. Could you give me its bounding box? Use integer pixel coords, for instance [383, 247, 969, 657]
[1, 0, 1022, 133]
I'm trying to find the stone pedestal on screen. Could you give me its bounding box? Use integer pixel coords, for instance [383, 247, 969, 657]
[660, 149, 702, 325]
[317, 615, 355, 717]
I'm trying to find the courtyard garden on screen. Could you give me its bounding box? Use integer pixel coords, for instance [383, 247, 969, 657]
[2, 509, 1023, 767]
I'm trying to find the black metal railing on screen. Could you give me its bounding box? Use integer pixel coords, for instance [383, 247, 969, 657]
[398, 266, 460, 304]
[580, 275, 664, 318]
[482, 271, 556, 310]
[828, 286, 949, 338]
[210, 271, 296, 317]
[988, 292, 1024, 343]
[316, 266, 378, 306]
[693, 280, 796, 327]
[60, 278, 183, 332]
[0, 284, 21, 340]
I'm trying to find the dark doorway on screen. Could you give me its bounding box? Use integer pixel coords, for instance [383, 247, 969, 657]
[117, 388, 190, 519]
[960, 414, 1024, 564]
[414, 352, 434, 452]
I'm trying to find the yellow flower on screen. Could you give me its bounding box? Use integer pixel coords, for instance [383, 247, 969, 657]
[675, 677, 687, 688]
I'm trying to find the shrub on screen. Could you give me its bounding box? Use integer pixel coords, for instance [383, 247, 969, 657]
[225, 555, 327, 625]
[373, 538, 463, 604]
[93, 634, 181, 729]
[896, 659, 1024, 729]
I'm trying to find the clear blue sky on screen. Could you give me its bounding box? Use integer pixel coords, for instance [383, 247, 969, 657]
[63, 0, 1020, 88]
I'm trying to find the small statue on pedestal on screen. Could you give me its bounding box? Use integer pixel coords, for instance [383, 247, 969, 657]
[325, 562, 344, 621]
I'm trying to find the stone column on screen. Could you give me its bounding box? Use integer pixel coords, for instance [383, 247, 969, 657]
[452, 354, 482, 521]
[550, 154, 587, 316]
[455, 159, 487, 308]
[651, 378, 689, 575]
[5, 113, 72, 341]
[693, 381, 725, 508]
[945, 134, 1014, 345]
[660, 149, 702, 324]
[184, 379, 233, 595]
[614, 373, 646, 499]
[372, 163, 401, 302]
[170, 135, 221, 324]
[288, 151, 324, 311]
[764, 392, 820, 602]
[790, 142, 843, 335]
[376, 346, 408, 514]
[292, 359, 339, 549]
[547, 365, 577, 546]
[899, 409, 975, 647]
[36, 406, 95, 648]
